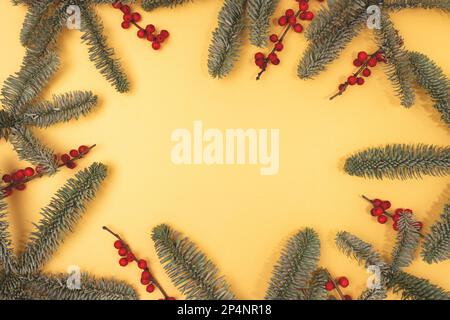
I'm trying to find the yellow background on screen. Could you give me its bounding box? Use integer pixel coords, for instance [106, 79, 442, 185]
[0, 1, 449, 300]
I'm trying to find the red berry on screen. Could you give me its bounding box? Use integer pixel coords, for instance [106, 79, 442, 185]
[368, 57, 377, 67]
[16, 184, 26, 191]
[362, 68, 371, 77]
[156, 35, 165, 43]
[118, 247, 128, 256]
[381, 201, 391, 210]
[403, 209, 413, 214]
[146, 284, 155, 293]
[131, 12, 141, 22]
[357, 51, 368, 62]
[61, 154, 71, 163]
[137, 259, 147, 269]
[255, 52, 265, 60]
[275, 42, 284, 52]
[305, 11, 314, 20]
[272, 58, 280, 65]
[372, 199, 382, 207]
[338, 277, 349, 288]
[13, 170, 25, 182]
[348, 76, 357, 85]
[112, 2, 122, 9]
[377, 215, 388, 224]
[356, 77, 365, 85]
[160, 30, 170, 39]
[126, 252, 135, 262]
[255, 58, 266, 68]
[121, 21, 130, 29]
[393, 222, 399, 231]
[353, 59, 362, 67]
[78, 145, 89, 154]
[123, 14, 132, 22]
[393, 213, 402, 222]
[269, 34, 278, 43]
[65, 161, 76, 169]
[121, 5, 130, 14]
[293, 23, 303, 33]
[371, 207, 384, 217]
[376, 52, 384, 61]
[414, 222, 423, 231]
[394, 208, 404, 215]
[141, 277, 151, 285]
[137, 29, 146, 38]
[152, 41, 161, 50]
[114, 240, 123, 249]
[268, 53, 278, 63]
[24, 167, 35, 177]
[338, 84, 346, 91]
[344, 295, 353, 300]
[141, 271, 151, 280]
[69, 149, 79, 158]
[119, 258, 128, 267]
[285, 9, 295, 17]
[3, 187, 12, 197]
[278, 16, 288, 26]
[325, 280, 335, 291]
[147, 34, 156, 42]
[146, 24, 156, 34]
[299, 12, 307, 20]
[2, 174, 12, 183]
[288, 16, 296, 26]
[299, 2, 309, 11]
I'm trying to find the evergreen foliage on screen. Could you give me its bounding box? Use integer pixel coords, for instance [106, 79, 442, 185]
[265, 228, 321, 300]
[390, 213, 421, 269]
[152, 224, 236, 300]
[422, 203, 450, 264]
[142, 0, 192, 11]
[247, 0, 279, 47]
[297, 268, 328, 300]
[384, 0, 450, 11]
[358, 287, 388, 300]
[344, 144, 450, 180]
[0, 163, 138, 300]
[388, 270, 450, 300]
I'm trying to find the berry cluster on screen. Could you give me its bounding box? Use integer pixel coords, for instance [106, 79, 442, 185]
[330, 49, 386, 100]
[113, 2, 169, 50]
[1, 145, 94, 198]
[254, 0, 320, 80]
[324, 273, 352, 300]
[103, 226, 175, 300]
[363, 195, 423, 232]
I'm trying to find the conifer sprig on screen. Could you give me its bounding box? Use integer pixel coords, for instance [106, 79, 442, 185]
[358, 287, 388, 300]
[141, 0, 192, 11]
[152, 224, 236, 300]
[298, 268, 328, 300]
[0, 199, 16, 273]
[265, 228, 321, 300]
[422, 203, 450, 264]
[384, 0, 450, 11]
[247, 0, 279, 47]
[388, 270, 450, 300]
[391, 213, 421, 269]
[344, 144, 450, 180]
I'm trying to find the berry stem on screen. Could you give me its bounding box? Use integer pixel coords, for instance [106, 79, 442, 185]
[102, 226, 170, 299]
[1, 144, 96, 192]
[324, 268, 346, 300]
[256, 10, 301, 81]
[329, 49, 381, 100]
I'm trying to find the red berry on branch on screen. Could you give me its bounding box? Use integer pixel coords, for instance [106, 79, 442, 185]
[13, 170, 25, 182]
[394, 208, 404, 215]
[372, 199, 382, 207]
[344, 295, 353, 300]
[123, 14, 132, 22]
[268, 53, 278, 63]
[126, 252, 135, 262]
[131, 12, 141, 22]
[114, 240, 123, 249]
[156, 35, 165, 43]
[61, 154, 71, 164]
[146, 284, 155, 293]
[146, 24, 156, 34]
[78, 145, 89, 154]
[16, 184, 26, 191]
[376, 52, 384, 61]
[288, 16, 297, 26]
[338, 277, 349, 288]
[392, 213, 401, 222]
[275, 42, 284, 52]
[112, 2, 122, 9]
[299, 12, 307, 20]
[285, 9, 295, 17]
[2, 174, 12, 183]
[147, 34, 156, 42]
[368, 58, 377, 67]
[299, 2, 309, 11]
[381, 201, 391, 210]
[371, 207, 384, 217]
[255, 58, 265, 68]
[348, 76, 357, 85]
[377, 215, 388, 224]
[137, 29, 146, 38]
[160, 30, 170, 39]
[325, 280, 335, 291]
[138, 259, 147, 269]
[69, 149, 79, 158]
[119, 258, 128, 267]
[293, 23, 303, 33]
[118, 247, 128, 256]
[403, 209, 413, 214]
[121, 5, 130, 14]
[278, 16, 288, 26]
[269, 34, 278, 43]
[357, 51, 368, 62]
[414, 222, 423, 231]
[141, 277, 151, 285]
[272, 58, 280, 65]
[255, 52, 265, 60]
[24, 167, 35, 177]
[356, 77, 364, 85]
[141, 271, 151, 280]
[65, 161, 76, 169]
[121, 21, 130, 29]
[305, 11, 314, 20]
[393, 222, 399, 231]
[362, 68, 371, 77]
[152, 41, 161, 50]
[353, 59, 362, 67]
[338, 84, 346, 91]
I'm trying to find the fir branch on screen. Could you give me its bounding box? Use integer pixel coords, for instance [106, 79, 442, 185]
[19, 0, 54, 47]
[298, 0, 368, 79]
[18, 163, 107, 274]
[335, 231, 386, 268]
[0, 110, 14, 140]
[344, 144, 450, 180]
[300, 268, 328, 300]
[141, 0, 193, 11]
[391, 213, 421, 269]
[25, 272, 137, 300]
[0, 199, 16, 273]
[9, 126, 59, 175]
[376, 12, 415, 107]
[265, 228, 321, 300]
[358, 287, 388, 300]
[79, 3, 130, 93]
[247, 0, 279, 47]
[408, 51, 450, 125]
[207, 0, 246, 78]
[388, 270, 450, 300]
[422, 203, 450, 264]
[1, 52, 59, 114]
[152, 224, 236, 300]
[22, 91, 98, 128]
[384, 0, 450, 11]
